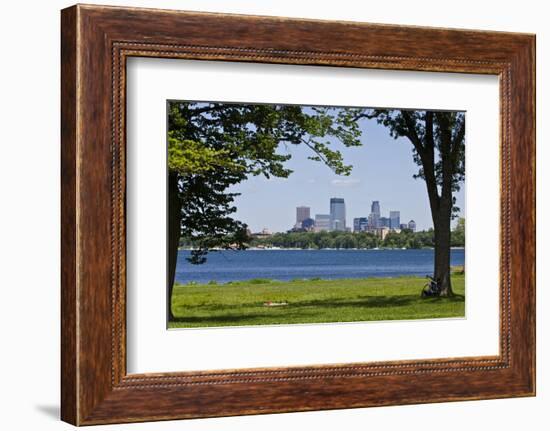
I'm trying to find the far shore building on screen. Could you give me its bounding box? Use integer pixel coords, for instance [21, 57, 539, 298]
[314, 214, 331, 232]
[379, 216, 390, 228]
[252, 228, 273, 238]
[408, 220, 417, 232]
[389, 211, 400, 229]
[376, 227, 391, 240]
[330, 198, 346, 231]
[301, 217, 315, 231]
[369, 200, 381, 229]
[353, 217, 369, 233]
[296, 206, 311, 228]
[374, 227, 401, 240]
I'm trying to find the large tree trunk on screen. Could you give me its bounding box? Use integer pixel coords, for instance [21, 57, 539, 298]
[400, 110, 459, 298]
[433, 211, 453, 297]
[421, 163, 454, 297]
[167, 173, 182, 321]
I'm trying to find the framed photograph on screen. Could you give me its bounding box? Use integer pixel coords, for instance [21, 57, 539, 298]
[61, 4, 535, 425]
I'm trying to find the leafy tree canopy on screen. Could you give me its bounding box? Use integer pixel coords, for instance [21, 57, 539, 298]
[168, 102, 363, 264]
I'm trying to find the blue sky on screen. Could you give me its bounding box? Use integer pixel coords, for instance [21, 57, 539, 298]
[228, 113, 465, 233]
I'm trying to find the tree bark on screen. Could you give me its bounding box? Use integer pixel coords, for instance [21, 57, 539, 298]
[167, 173, 182, 321]
[433, 113, 454, 297]
[433, 210, 453, 296]
[411, 111, 454, 297]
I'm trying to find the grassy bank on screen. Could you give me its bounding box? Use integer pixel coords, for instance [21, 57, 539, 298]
[169, 274, 465, 328]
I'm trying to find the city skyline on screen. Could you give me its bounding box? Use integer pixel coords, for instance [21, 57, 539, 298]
[228, 112, 465, 233]
[261, 198, 417, 235]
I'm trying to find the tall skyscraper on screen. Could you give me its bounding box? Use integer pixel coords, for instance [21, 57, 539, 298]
[389, 211, 400, 229]
[369, 200, 381, 229]
[296, 206, 310, 225]
[330, 198, 346, 231]
[314, 214, 331, 232]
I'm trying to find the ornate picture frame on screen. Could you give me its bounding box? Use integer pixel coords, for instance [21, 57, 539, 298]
[61, 4, 535, 425]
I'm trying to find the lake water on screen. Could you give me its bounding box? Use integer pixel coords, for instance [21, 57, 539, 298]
[175, 249, 465, 284]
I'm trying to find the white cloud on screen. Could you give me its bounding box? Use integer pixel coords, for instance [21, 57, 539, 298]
[331, 178, 361, 187]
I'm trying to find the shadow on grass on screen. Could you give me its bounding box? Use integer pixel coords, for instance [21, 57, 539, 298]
[170, 307, 334, 324]
[177, 294, 464, 313]
[292, 293, 463, 309]
[170, 294, 465, 325]
[297, 295, 415, 309]
[170, 312, 281, 324]
[427, 293, 465, 302]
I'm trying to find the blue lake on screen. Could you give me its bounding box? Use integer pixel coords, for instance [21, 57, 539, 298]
[175, 249, 465, 284]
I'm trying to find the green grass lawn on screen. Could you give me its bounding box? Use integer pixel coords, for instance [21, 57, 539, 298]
[169, 274, 465, 328]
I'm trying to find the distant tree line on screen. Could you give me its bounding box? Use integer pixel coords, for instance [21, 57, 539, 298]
[179, 218, 465, 250]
